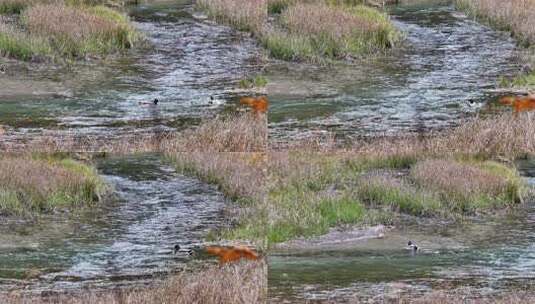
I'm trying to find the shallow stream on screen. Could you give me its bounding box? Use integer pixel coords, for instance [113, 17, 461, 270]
[0, 155, 227, 293]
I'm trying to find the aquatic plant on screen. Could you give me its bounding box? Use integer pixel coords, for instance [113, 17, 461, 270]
[282, 113, 535, 160]
[238, 75, 268, 89]
[354, 173, 442, 216]
[0, 155, 108, 216]
[267, 0, 294, 14]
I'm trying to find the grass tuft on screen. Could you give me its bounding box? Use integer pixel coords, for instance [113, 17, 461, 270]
[197, 0, 400, 62]
[0, 155, 107, 216]
[0, 21, 51, 60]
[410, 159, 523, 213]
[238, 75, 268, 89]
[22, 4, 139, 58]
[196, 0, 267, 32]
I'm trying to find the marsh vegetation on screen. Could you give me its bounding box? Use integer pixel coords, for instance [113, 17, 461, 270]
[0, 154, 107, 216]
[197, 0, 400, 62]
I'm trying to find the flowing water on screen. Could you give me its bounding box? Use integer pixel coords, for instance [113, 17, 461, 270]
[0, 0, 262, 148]
[0, 155, 227, 293]
[268, 159, 535, 303]
[267, 0, 523, 143]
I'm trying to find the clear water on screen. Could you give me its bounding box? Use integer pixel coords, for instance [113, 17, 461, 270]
[268, 159, 535, 303]
[267, 0, 523, 143]
[0, 154, 226, 293]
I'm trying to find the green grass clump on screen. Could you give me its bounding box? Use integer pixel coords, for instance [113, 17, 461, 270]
[22, 4, 140, 59]
[410, 159, 524, 214]
[238, 75, 268, 89]
[269, 2, 400, 61]
[354, 175, 442, 216]
[0, 0, 32, 14]
[345, 154, 418, 171]
[196, 0, 267, 32]
[0, 23, 52, 60]
[197, 0, 400, 62]
[258, 28, 316, 61]
[259, 190, 366, 244]
[0, 2, 140, 61]
[0, 156, 108, 216]
[267, 0, 294, 14]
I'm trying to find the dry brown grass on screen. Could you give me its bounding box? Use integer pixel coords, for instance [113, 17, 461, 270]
[0, 155, 107, 215]
[169, 152, 266, 203]
[196, 0, 267, 32]
[23, 3, 137, 57]
[25, 4, 114, 40]
[455, 0, 535, 45]
[281, 113, 535, 160]
[0, 113, 267, 153]
[0, 260, 266, 304]
[411, 159, 509, 198]
[282, 2, 380, 40]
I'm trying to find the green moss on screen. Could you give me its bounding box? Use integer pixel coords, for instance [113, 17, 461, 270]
[238, 75, 268, 89]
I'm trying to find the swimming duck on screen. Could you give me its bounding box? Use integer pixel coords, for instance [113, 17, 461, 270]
[466, 99, 481, 108]
[407, 240, 418, 252]
[139, 98, 159, 105]
[173, 244, 193, 255]
[0, 65, 5, 74]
